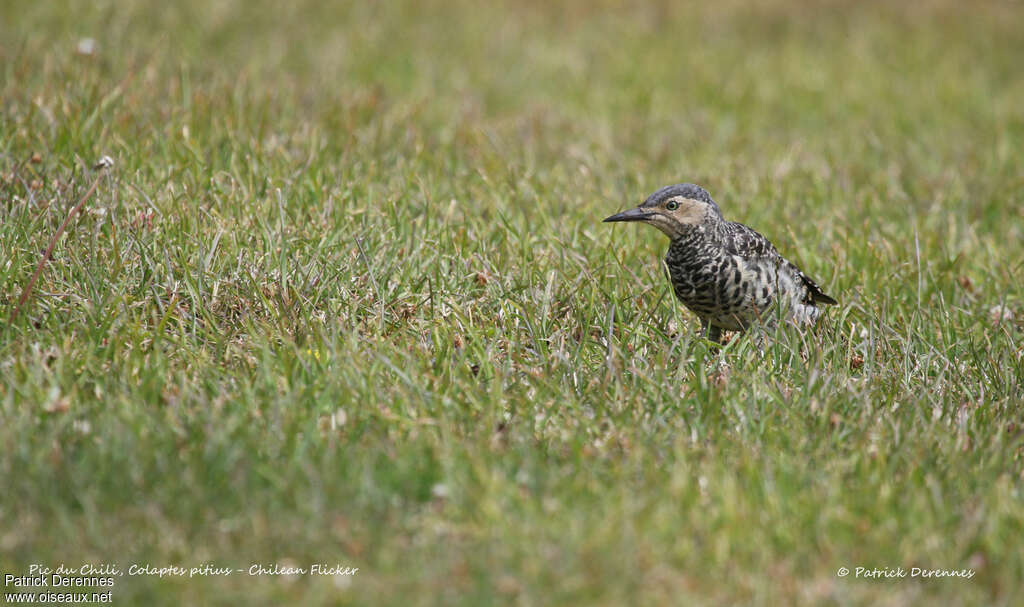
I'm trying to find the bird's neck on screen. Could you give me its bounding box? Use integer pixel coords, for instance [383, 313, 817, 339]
[669, 219, 724, 249]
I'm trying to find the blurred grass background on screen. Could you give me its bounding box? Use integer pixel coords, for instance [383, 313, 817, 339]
[1, 0, 1023, 604]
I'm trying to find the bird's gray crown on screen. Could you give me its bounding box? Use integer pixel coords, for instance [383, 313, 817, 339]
[643, 183, 720, 213]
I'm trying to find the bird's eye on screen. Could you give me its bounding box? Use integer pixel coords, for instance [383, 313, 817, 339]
[665, 200, 679, 211]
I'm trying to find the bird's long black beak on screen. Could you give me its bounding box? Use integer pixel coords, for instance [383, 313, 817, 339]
[603, 207, 652, 223]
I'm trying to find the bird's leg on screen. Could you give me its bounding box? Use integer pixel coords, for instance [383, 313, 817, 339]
[701, 320, 722, 344]
[700, 321, 729, 379]
[752, 328, 767, 353]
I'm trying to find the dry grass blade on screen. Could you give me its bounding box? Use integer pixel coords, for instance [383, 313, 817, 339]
[9, 173, 104, 324]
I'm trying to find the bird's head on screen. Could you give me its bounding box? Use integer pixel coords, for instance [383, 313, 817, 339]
[604, 183, 722, 239]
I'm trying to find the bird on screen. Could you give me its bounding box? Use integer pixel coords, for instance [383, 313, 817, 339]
[605, 183, 837, 343]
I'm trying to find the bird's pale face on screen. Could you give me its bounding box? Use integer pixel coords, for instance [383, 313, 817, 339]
[604, 195, 714, 239]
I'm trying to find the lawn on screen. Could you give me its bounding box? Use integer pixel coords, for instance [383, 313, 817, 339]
[1, 1, 1022, 605]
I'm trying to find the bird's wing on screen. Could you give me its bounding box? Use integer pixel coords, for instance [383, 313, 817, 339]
[725, 222, 838, 305]
[722, 222, 780, 260]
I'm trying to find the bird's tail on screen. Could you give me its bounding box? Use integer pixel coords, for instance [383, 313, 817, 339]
[800, 273, 838, 305]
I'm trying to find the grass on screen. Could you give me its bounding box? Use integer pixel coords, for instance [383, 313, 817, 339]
[1, 0, 1023, 604]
